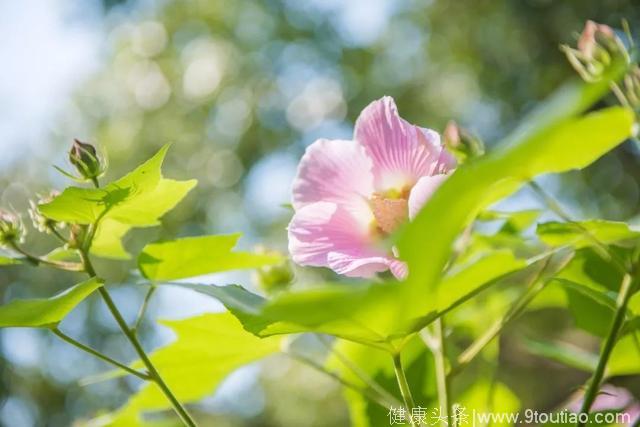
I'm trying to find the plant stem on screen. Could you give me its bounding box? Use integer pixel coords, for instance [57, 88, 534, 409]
[286, 351, 397, 409]
[8, 241, 83, 272]
[450, 261, 551, 377]
[392, 353, 417, 427]
[432, 318, 451, 427]
[314, 334, 401, 408]
[132, 284, 156, 332]
[52, 328, 149, 380]
[79, 248, 197, 426]
[577, 273, 636, 427]
[528, 181, 628, 274]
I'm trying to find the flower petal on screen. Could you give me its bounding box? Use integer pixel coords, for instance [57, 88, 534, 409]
[354, 96, 455, 191]
[408, 174, 450, 220]
[288, 201, 404, 278]
[292, 138, 374, 216]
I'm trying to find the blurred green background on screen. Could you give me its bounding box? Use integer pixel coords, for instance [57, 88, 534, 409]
[0, 0, 640, 426]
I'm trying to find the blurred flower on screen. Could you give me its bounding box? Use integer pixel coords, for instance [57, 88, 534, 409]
[287, 96, 456, 279]
[0, 210, 25, 248]
[443, 120, 484, 162]
[28, 191, 62, 233]
[565, 384, 639, 426]
[563, 20, 629, 82]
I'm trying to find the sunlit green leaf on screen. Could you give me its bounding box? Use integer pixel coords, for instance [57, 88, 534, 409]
[0, 278, 102, 328]
[537, 220, 640, 248]
[39, 145, 196, 228]
[608, 333, 640, 376]
[43, 248, 81, 263]
[91, 219, 132, 260]
[174, 250, 529, 347]
[0, 255, 22, 266]
[399, 93, 634, 307]
[139, 234, 283, 281]
[104, 312, 282, 426]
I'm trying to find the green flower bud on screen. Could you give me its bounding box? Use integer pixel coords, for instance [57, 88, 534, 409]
[67, 224, 88, 249]
[443, 121, 484, 163]
[69, 139, 102, 181]
[0, 210, 25, 248]
[562, 21, 629, 82]
[252, 247, 294, 294]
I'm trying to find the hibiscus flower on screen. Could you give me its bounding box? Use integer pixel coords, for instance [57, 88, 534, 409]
[287, 96, 456, 279]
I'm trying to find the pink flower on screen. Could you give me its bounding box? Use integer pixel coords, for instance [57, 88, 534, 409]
[287, 97, 456, 279]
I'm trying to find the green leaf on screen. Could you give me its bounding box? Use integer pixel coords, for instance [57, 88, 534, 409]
[537, 220, 640, 248]
[91, 219, 132, 260]
[399, 98, 634, 305]
[174, 250, 529, 347]
[138, 234, 284, 281]
[103, 312, 281, 426]
[608, 333, 640, 376]
[39, 145, 196, 228]
[0, 255, 22, 266]
[523, 338, 599, 372]
[43, 248, 81, 263]
[478, 209, 542, 233]
[0, 278, 102, 328]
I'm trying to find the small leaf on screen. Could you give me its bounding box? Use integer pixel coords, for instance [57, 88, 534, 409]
[0, 278, 102, 328]
[43, 248, 81, 263]
[537, 220, 640, 248]
[138, 234, 283, 281]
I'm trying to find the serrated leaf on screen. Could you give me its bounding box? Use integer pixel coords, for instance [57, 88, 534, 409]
[537, 220, 640, 248]
[103, 312, 281, 426]
[0, 278, 102, 328]
[138, 234, 283, 281]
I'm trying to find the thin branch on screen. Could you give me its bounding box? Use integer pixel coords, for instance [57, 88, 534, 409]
[314, 334, 402, 408]
[285, 351, 397, 410]
[132, 284, 156, 332]
[52, 328, 149, 381]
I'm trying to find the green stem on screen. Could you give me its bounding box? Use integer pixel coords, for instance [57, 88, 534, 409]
[286, 351, 397, 409]
[315, 334, 401, 408]
[577, 273, 636, 427]
[528, 181, 628, 274]
[132, 284, 156, 333]
[52, 328, 149, 380]
[432, 318, 451, 427]
[79, 248, 197, 426]
[451, 260, 551, 376]
[8, 241, 83, 272]
[392, 353, 417, 427]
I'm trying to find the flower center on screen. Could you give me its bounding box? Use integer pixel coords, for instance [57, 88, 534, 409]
[370, 193, 409, 235]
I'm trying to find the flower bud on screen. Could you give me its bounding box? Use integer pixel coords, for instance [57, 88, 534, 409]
[623, 66, 640, 109]
[563, 21, 629, 82]
[67, 224, 88, 249]
[28, 191, 62, 234]
[69, 139, 102, 181]
[0, 210, 25, 248]
[252, 247, 294, 294]
[443, 121, 484, 163]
